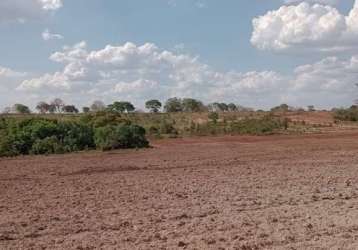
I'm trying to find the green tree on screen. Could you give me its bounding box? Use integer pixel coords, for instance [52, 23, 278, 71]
[108, 101, 135, 113]
[182, 98, 205, 112]
[90, 100, 106, 112]
[164, 97, 183, 113]
[208, 102, 228, 112]
[48, 104, 56, 114]
[145, 99, 162, 113]
[307, 105, 315, 112]
[51, 98, 65, 113]
[62, 105, 79, 113]
[218, 103, 229, 112]
[228, 103, 237, 112]
[36, 102, 50, 114]
[82, 107, 90, 113]
[13, 104, 31, 114]
[271, 104, 290, 112]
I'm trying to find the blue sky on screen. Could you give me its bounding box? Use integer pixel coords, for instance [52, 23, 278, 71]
[1, 0, 358, 110]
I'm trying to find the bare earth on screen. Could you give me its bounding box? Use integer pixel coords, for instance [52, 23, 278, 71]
[1, 132, 358, 249]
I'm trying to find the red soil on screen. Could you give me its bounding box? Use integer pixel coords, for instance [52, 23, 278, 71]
[1, 132, 358, 249]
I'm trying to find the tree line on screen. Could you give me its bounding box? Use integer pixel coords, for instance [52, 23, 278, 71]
[2, 97, 256, 114]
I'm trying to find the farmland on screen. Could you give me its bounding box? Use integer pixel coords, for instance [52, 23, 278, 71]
[1, 111, 358, 249]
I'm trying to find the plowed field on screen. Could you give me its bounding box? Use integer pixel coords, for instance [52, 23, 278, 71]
[1, 132, 358, 249]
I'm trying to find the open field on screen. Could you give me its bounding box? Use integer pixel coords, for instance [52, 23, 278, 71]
[2, 131, 358, 249]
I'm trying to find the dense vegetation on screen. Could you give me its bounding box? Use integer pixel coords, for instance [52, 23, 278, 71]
[0, 114, 149, 157]
[333, 106, 358, 122]
[3, 96, 357, 157]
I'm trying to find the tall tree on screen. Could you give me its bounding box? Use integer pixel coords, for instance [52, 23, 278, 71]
[218, 103, 229, 112]
[36, 102, 50, 114]
[48, 104, 56, 114]
[90, 100, 106, 112]
[307, 105, 315, 112]
[62, 105, 79, 113]
[164, 97, 183, 113]
[208, 102, 228, 112]
[82, 107, 90, 113]
[182, 98, 205, 112]
[13, 104, 31, 114]
[145, 99, 162, 113]
[108, 101, 135, 113]
[51, 98, 65, 113]
[228, 103, 237, 112]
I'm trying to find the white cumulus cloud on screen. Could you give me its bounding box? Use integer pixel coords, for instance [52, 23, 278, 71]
[0, 66, 32, 109]
[284, 0, 339, 5]
[0, 0, 62, 23]
[251, 0, 358, 52]
[42, 29, 64, 41]
[9, 42, 357, 110]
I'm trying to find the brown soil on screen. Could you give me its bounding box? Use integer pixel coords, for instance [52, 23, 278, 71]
[1, 132, 358, 249]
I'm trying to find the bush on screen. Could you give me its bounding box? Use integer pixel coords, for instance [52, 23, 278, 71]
[81, 111, 129, 128]
[94, 124, 149, 151]
[0, 118, 95, 157]
[0, 135, 19, 157]
[333, 107, 358, 122]
[30, 136, 64, 155]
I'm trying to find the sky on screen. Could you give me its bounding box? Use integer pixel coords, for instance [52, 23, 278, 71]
[1, 0, 358, 110]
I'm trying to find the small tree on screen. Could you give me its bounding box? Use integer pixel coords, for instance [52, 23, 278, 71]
[62, 105, 79, 114]
[122, 102, 135, 113]
[218, 103, 229, 112]
[182, 98, 205, 112]
[271, 104, 290, 112]
[208, 102, 228, 112]
[228, 103, 237, 112]
[108, 101, 135, 113]
[82, 107, 90, 113]
[51, 98, 65, 113]
[48, 104, 56, 114]
[164, 97, 183, 113]
[13, 104, 31, 114]
[307, 105, 315, 112]
[36, 102, 50, 114]
[145, 99, 162, 113]
[91, 100, 106, 112]
[208, 103, 220, 112]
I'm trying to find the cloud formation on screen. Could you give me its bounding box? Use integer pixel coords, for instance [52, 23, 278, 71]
[42, 29, 64, 41]
[0, 67, 31, 109]
[284, 0, 338, 5]
[9, 42, 357, 110]
[0, 0, 62, 23]
[251, 0, 358, 52]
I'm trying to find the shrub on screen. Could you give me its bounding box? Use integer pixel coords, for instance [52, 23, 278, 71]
[0, 135, 19, 157]
[0, 118, 95, 157]
[333, 107, 358, 122]
[82, 111, 129, 128]
[94, 124, 149, 151]
[56, 121, 95, 152]
[30, 136, 64, 155]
